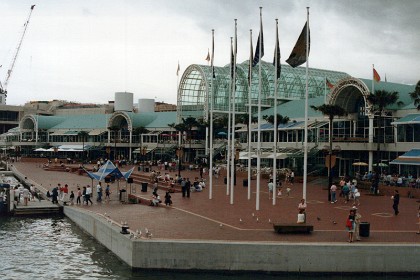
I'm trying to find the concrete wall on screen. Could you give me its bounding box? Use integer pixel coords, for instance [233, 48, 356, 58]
[64, 206, 420, 273]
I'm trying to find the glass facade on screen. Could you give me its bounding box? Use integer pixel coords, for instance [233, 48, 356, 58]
[177, 60, 349, 120]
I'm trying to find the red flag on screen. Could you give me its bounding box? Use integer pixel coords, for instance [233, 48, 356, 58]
[373, 68, 381, 82]
[326, 78, 334, 89]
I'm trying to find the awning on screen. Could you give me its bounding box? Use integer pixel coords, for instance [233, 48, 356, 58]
[391, 114, 420, 125]
[45, 145, 92, 152]
[89, 129, 106, 136]
[390, 149, 420, 166]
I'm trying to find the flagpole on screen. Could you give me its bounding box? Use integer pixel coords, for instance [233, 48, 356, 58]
[226, 37, 233, 196]
[272, 18, 279, 206]
[247, 29, 253, 200]
[302, 7, 310, 200]
[256, 7, 263, 211]
[372, 64, 375, 95]
[209, 29, 215, 200]
[230, 19, 237, 204]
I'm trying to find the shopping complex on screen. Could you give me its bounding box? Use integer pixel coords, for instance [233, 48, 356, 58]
[0, 60, 418, 178]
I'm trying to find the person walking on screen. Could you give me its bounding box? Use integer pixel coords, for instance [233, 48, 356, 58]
[330, 183, 337, 203]
[96, 182, 103, 202]
[69, 191, 75, 205]
[76, 187, 82, 205]
[185, 178, 191, 198]
[85, 185, 93, 205]
[392, 189, 400, 215]
[268, 180, 274, 199]
[181, 178, 187, 197]
[346, 208, 356, 242]
[105, 184, 111, 202]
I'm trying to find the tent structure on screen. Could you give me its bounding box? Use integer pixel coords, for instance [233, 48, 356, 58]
[85, 160, 134, 181]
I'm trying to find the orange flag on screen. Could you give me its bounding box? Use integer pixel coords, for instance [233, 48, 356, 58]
[373, 68, 381, 82]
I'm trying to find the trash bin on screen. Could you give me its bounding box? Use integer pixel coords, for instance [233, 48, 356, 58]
[224, 177, 227, 184]
[243, 179, 248, 187]
[141, 182, 148, 192]
[119, 189, 127, 202]
[138, 166, 141, 171]
[359, 222, 370, 237]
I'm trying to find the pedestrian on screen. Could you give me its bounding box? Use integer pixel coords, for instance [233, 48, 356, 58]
[353, 187, 361, 206]
[69, 191, 75, 205]
[85, 185, 93, 205]
[185, 178, 191, 198]
[22, 188, 30, 206]
[164, 191, 172, 206]
[105, 184, 111, 202]
[330, 183, 338, 203]
[62, 184, 69, 205]
[346, 208, 356, 242]
[392, 189, 400, 215]
[181, 178, 187, 197]
[82, 186, 87, 204]
[342, 183, 350, 203]
[96, 182, 102, 202]
[353, 206, 362, 241]
[268, 179, 274, 199]
[76, 187, 82, 205]
[298, 198, 307, 223]
[290, 171, 295, 185]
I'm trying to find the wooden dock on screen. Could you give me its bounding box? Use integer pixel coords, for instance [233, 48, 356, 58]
[14, 199, 63, 216]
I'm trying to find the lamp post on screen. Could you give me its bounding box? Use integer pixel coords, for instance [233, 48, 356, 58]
[177, 147, 183, 177]
[141, 145, 147, 172]
[324, 145, 341, 201]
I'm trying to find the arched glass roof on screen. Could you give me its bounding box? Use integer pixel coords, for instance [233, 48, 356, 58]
[178, 60, 350, 120]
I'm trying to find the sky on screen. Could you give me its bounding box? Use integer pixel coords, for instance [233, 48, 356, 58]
[0, 0, 419, 106]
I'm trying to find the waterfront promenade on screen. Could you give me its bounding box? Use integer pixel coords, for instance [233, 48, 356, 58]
[11, 161, 420, 243]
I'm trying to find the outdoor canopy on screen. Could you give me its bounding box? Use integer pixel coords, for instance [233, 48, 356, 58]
[84, 160, 134, 181]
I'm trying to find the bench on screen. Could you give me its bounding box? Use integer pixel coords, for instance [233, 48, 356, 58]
[273, 224, 313, 234]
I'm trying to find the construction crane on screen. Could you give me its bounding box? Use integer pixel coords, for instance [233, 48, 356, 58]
[0, 4, 36, 105]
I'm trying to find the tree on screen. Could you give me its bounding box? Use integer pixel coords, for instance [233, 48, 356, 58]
[311, 104, 347, 201]
[236, 113, 258, 142]
[263, 114, 290, 127]
[366, 90, 402, 194]
[409, 80, 420, 110]
[77, 131, 89, 162]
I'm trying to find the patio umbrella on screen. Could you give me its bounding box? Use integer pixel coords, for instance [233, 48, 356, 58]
[373, 163, 388, 167]
[352, 162, 368, 166]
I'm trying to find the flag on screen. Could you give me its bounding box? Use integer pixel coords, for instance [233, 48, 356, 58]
[205, 49, 210, 62]
[326, 78, 334, 89]
[248, 31, 253, 85]
[230, 38, 234, 78]
[286, 21, 310, 68]
[252, 20, 264, 67]
[385, 74, 387, 82]
[273, 21, 281, 79]
[373, 67, 380, 82]
[211, 30, 215, 78]
[176, 62, 180, 76]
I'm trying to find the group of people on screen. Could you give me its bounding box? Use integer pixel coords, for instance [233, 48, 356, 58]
[330, 177, 361, 205]
[47, 182, 111, 206]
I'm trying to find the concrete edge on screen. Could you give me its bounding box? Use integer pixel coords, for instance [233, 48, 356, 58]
[63, 206, 420, 273]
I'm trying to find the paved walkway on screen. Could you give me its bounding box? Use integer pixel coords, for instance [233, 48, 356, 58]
[11, 161, 420, 243]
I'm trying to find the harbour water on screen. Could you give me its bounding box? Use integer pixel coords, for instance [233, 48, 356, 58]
[0, 216, 416, 279]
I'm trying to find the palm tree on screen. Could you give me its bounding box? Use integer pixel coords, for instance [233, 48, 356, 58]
[367, 90, 401, 189]
[77, 131, 89, 162]
[311, 104, 347, 201]
[236, 113, 258, 142]
[409, 80, 420, 110]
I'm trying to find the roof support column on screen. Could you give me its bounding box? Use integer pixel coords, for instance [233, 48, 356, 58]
[368, 115, 374, 171]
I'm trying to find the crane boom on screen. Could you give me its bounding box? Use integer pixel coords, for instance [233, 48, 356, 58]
[0, 5, 35, 104]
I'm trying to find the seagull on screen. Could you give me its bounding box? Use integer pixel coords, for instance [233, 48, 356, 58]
[219, 223, 223, 228]
[268, 219, 271, 224]
[145, 228, 149, 234]
[317, 217, 321, 221]
[239, 218, 243, 223]
[256, 217, 259, 222]
[333, 221, 337, 225]
[252, 213, 255, 217]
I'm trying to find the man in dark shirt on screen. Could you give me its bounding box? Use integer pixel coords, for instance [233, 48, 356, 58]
[392, 190, 400, 215]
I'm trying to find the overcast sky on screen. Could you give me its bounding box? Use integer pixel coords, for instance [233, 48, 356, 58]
[0, 0, 419, 106]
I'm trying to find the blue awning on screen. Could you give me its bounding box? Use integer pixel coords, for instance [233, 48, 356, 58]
[391, 114, 420, 125]
[390, 149, 420, 166]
